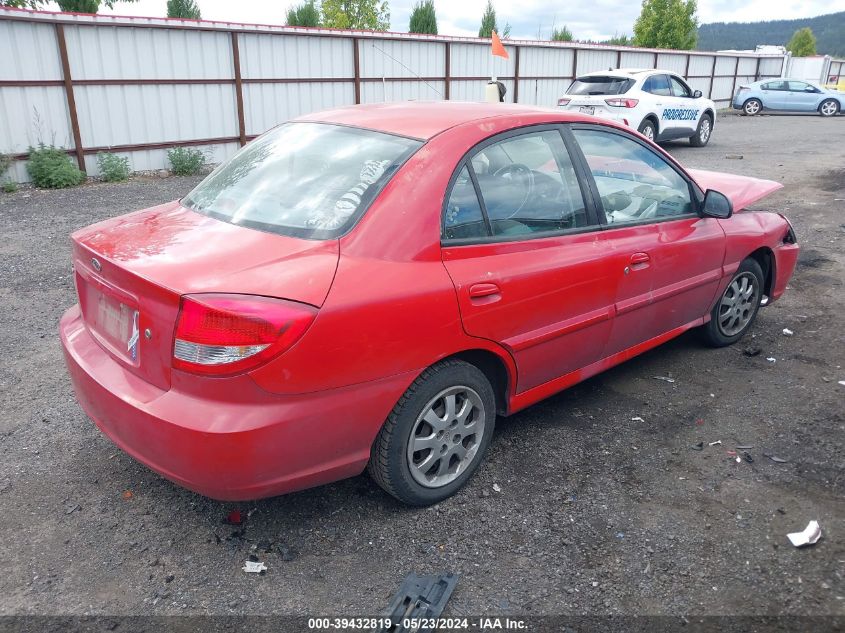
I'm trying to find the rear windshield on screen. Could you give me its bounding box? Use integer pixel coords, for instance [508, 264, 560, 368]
[567, 76, 634, 95]
[182, 122, 422, 239]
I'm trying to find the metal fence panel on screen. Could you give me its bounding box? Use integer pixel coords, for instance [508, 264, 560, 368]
[239, 34, 353, 79]
[517, 78, 569, 106]
[64, 24, 233, 80]
[519, 46, 574, 78]
[656, 53, 687, 74]
[758, 57, 785, 77]
[737, 57, 757, 76]
[243, 82, 354, 136]
[361, 79, 445, 102]
[688, 55, 715, 77]
[576, 49, 617, 75]
[0, 85, 72, 152]
[451, 42, 515, 78]
[360, 38, 444, 78]
[0, 20, 62, 80]
[620, 51, 654, 68]
[74, 83, 238, 147]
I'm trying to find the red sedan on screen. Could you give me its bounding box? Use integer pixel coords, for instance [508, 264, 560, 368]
[60, 102, 799, 505]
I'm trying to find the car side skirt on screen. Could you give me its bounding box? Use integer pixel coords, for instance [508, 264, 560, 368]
[508, 317, 704, 414]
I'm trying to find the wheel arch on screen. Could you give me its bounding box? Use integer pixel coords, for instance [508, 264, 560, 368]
[641, 113, 660, 132]
[445, 348, 514, 416]
[702, 107, 715, 123]
[747, 246, 775, 298]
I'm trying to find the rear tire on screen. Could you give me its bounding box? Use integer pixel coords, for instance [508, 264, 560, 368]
[637, 119, 657, 142]
[689, 114, 713, 147]
[819, 99, 839, 117]
[700, 258, 764, 347]
[742, 99, 762, 116]
[368, 359, 496, 506]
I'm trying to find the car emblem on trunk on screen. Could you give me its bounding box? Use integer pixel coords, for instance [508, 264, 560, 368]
[91, 257, 102, 272]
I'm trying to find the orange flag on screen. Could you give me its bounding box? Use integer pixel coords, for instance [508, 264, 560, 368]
[491, 30, 509, 59]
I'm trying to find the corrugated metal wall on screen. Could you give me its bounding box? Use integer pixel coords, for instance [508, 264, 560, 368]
[0, 8, 788, 182]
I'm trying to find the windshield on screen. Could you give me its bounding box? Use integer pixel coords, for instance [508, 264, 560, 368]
[567, 76, 634, 95]
[182, 122, 423, 239]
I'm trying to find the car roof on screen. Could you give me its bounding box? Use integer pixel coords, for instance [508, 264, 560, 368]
[297, 101, 587, 140]
[577, 68, 678, 80]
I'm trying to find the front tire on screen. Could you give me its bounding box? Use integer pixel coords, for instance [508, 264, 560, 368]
[689, 114, 713, 147]
[638, 119, 657, 142]
[819, 99, 840, 117]
[368, 359, 496, 506]
[743, 98, 762, 116]
[701, 258, 764, 347]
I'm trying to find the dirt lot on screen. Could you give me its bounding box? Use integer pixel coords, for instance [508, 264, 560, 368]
[0, 114, 843, 626]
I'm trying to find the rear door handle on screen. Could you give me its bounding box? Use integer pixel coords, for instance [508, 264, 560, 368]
[469, 283, 501, 300]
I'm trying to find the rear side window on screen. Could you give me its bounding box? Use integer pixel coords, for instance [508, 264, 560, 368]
[643, 74, 672, 96]
[567, 76, 634, 95]
[444, 166, 487, 240]
[183, 122, 422, 240]
[762, 81, 786, 91]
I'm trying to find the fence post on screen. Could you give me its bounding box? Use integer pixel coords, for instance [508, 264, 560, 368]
[708, 55, 716, 99]
[754, 57, 761, 81]
[444, 42, 450, 100]
[353, 38, 361, 104]
[730, 56, 740, 101]
[513, 45, 520, 103]
[231, 32, 246, 147]
[55, 24, 85, 172]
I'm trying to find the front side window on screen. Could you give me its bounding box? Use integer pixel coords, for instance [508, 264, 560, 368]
[786, 80, 813, 92]
[643, 74, 672, 96]
[453, 130, 590, 239]
[573, 129, 694, 224]
[183, 122, 422, 239]
[670, 76, 692, 97]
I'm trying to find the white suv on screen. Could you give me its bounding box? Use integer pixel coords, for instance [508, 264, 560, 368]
[557, 69, 716, 147]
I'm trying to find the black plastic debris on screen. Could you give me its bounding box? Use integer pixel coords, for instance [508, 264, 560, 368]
[372, 572, 458, 633]
[742, 451, 754, 463]
[764, 452, 789, 463]
[691, 442, 704, 451]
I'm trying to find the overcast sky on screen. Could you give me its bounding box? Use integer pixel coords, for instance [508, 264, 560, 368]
[70, 0, 834, 41]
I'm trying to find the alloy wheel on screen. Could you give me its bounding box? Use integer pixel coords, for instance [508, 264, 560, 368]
[406, 386, 486, 488]
[744, 100, 761, 115]
[820, 100, 838, 116]
[642, 125, 655, 140]
[699, 118, 711, 143]
[718, 272, 760, 337]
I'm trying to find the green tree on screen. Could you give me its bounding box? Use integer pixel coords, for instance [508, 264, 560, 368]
[478, 0, 510, 38]
[167, 0, 201, 19]
[551, 25, 573, 41]
[786, 27, 817, 56]
[409, 0, 437, 35]
[633, 0, 698, 50]
[605, 33, 631, 46]
[286, 0, 321, 27]
[321, 0, 390, 30]
[3, 0, 137, 11]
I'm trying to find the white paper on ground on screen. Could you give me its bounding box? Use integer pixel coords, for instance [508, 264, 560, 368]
[787, 521, 821, 547]
[242, 561, 268, 573]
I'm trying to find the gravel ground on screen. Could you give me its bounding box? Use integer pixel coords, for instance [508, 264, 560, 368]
[0, 114, 843, 626]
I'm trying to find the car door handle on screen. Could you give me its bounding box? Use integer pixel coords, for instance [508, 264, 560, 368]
[629, 252, 651, 271]
[469, 283, 501, 300]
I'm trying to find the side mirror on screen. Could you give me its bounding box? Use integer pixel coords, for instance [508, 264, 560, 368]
[692, 89, 702, 98]
[701, 189, 732, 219]
[805, 86, 816, 92]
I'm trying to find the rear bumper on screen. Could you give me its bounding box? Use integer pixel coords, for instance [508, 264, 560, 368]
[60, 304, 415, 500]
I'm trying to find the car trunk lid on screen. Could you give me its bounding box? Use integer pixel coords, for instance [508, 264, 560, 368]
[71, 201, 339, 390]
[687, 169, 783, 211]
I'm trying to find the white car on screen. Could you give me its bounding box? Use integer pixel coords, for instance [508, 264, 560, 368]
[557, 69, 716, 147]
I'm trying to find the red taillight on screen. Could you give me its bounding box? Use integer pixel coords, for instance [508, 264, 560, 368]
[605, 98, 639, 108]
[172, 294, 317, 376]
[557, 98, 571, 106]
